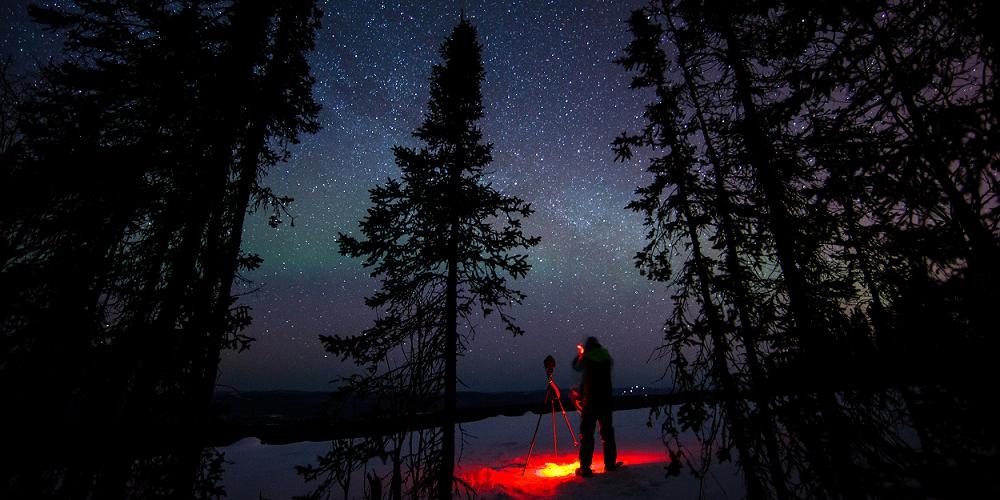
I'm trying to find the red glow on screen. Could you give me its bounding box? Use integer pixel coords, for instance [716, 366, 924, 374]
[536, 460, 580, 477]
[459, 450, 668, 499]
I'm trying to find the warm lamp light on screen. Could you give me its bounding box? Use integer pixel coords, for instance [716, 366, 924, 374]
[535, 460, 581, 478]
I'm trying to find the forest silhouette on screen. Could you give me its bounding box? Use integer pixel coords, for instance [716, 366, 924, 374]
[1, 1, 997, 499]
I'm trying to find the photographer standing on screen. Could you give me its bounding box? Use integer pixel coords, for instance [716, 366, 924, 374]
[571, 336, 618, 477]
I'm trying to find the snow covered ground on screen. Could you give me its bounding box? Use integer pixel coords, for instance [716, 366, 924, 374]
[220, 407, 743, 499]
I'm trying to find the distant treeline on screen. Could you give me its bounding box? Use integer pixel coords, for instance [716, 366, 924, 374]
[208, 389, 671, 446]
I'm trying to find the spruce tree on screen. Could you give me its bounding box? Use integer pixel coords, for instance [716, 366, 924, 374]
[0, 1, 321, 497]
[328, 15, 538, 499]
[614, 5, 791, 498]
[615, 0, 998, 497]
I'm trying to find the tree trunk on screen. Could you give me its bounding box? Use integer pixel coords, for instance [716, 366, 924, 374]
[440, 217, 458, 499]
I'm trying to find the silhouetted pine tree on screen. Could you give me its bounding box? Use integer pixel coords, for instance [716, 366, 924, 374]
[323, 15, 538, 500]
[614, 9, 779, 500]
[617, 0, 998, 498]
[787, 2, 1000, 496]
[819, 0, 998, 351]
[0, 1, 321, 498]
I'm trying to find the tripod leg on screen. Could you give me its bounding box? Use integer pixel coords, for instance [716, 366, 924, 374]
[522, 399, 548, 476]
[551, 400, 558, 456]
[556, 399, 579, 447]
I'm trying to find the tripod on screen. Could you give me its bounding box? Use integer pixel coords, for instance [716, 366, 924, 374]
[522, 355, 578, 476]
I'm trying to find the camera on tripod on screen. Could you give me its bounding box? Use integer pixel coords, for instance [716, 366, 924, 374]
[523, 353, 579, 475]
[543, 354, 556, 377]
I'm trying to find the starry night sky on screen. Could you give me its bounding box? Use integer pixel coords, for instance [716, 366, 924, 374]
[3, 0, 673, 393]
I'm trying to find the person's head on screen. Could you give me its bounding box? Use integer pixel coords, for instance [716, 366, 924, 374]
[584, 336, 600, 351]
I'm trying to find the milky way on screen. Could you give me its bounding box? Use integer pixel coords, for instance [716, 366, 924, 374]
[3, 0, 673, 393]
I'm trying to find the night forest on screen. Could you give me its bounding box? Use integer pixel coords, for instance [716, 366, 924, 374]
[1, 1, 997, 499]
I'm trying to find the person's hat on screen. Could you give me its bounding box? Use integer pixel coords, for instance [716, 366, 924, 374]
[584, 336, 600, 350]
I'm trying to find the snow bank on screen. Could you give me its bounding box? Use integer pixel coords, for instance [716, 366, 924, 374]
[220, 408, 743, 499]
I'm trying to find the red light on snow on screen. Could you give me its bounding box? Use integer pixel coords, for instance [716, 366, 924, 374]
[460, 450, 668, 499]
[535, 460, 581, 477]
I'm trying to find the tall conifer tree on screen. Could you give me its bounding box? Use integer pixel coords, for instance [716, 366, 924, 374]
[329, 15, 538, 499]
[0, 1, 321, 497]
[616, 0, 997, 497]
